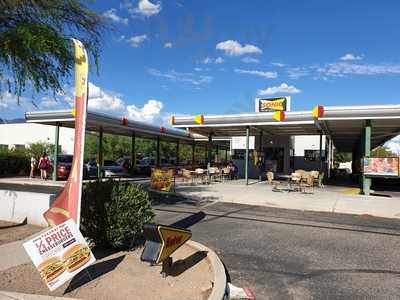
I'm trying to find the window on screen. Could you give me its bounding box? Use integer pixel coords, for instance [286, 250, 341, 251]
[304, 150, 326, 161]
[0, 144, 8, 151]
[14, 144, 25, 150]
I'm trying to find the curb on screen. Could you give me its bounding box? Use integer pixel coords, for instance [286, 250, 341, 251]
[1, 239, 227, 300]
[0, 291, 79, 300]
[186, 240, 227, 300]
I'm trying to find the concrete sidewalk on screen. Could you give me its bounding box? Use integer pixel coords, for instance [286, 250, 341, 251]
[0, 228, 46, 272]
[174, 179, 400, 219]
[0, 291, 79, 300]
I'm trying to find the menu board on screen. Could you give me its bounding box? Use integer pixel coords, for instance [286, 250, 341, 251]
[363, 157, 399, 177]
[23, 219, 96, 291]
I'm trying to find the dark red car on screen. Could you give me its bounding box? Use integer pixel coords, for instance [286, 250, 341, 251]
[56, 155, 73, 179]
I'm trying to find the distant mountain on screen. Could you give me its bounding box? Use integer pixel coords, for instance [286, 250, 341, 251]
[0, 118, 25, 124]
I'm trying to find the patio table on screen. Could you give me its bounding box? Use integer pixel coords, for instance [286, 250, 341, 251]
[273, 174, 297, 192]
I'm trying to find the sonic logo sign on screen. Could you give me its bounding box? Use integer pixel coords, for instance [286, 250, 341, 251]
[256, 97, 291, 112]
[141, 224, 192, 265]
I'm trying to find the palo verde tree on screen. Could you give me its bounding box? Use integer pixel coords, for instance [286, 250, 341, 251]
[0, 0, 106, 104]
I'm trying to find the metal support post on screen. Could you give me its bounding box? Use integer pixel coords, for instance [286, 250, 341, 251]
[131, 132, 136, 172]
[319, 133, 323, 171]
[192, 142, 195, 168]
[97, 128, 103, 179]
[207, 135, 212, 166]
[52, 122, 60, 181]
[258, 132, 263, 182]
[245, 126, 250, 185]
[363, 120, 372, 195]
[156, 136, 161, 167]
[176, 140, 180, 166]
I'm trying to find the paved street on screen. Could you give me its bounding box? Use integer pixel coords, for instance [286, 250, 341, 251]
[154, 200, 400, 300]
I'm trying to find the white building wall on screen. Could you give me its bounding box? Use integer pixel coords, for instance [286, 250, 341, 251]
[294, 135, 326, 156]
[0, 123, 75, 154]
[293, 135, 328, 172]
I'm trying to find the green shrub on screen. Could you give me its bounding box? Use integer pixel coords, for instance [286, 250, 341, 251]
[0, 149, 30, 176]
[106, 183, 155, 249]
[81, 180, 155, 250]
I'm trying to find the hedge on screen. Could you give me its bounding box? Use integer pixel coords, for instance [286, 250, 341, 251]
[0, 150, 30, 176]
[80, 180, 155, 249]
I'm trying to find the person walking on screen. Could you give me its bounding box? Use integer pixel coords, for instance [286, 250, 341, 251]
[38, 153, 49, 180]
[30, 156, 37, 178]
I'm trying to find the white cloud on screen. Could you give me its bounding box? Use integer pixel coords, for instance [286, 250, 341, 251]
[40, 96, 59, 108]
[385, 135, 400, 155]
[203, 57, 224, 64]
[124, 0, 161, 17]
[194, 67, 202, 72]
[103, 8, 128, 25]
[203, 57, 212, 64]
[234, 68, 277, 79]
[164, 42, 173, 48]
[86, 82, 165, 124]
[148, 68, 213, 85]
[128, 34, 148, 47]
[340, 53, 364, 61]
[215, 57, 224, 64]
[0, 91, 37, 111]
[271, 62, 285, 67]
[216, 40, 262, 56]
[288, 67, 310, 79]
[258, 83, 301, 96]
[242, 57, 260, 64]
[127, 99, 163, 123]
[281, 60, 400, 80]
[320, 62, 400, 76]
[88, 82, 125, 113]
[117, 35, 126, 42]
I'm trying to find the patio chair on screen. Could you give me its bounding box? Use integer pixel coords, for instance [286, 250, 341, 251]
[318, 172, 325, 188]
[290, 172, 302, 191]
[181, 169, 194, 184]
[267, 171, 274, 184]
[194, 168, 207, 184]
[310, 170, 319, 184]
[221, 167, 231, 181]
[300, 173, 314, 194]
[295, 169, 306, 177]
[267, 171, 281, 190]
[209, 167, 221, 182]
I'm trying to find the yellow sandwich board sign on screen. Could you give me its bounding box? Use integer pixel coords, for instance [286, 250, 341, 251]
[141, 224, 192, 264]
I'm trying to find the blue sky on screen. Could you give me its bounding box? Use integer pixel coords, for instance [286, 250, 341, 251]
[1, 0, 400, 148]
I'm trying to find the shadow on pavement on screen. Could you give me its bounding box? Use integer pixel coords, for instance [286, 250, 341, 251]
[169, 251, 208, 277]
[156, 206, 400, 237]
[170, 211, 206, 229]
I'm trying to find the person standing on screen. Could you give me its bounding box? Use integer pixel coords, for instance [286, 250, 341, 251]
[30, 156, 37, 178]
[38, 153, 48, 180]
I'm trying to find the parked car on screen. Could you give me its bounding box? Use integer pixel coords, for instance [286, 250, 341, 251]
[137, 157, 155, 175]
[102, 160, 128, 177]
[46, 154, 73, 180]
[50, 155, 90, 179]
[85, 160, 98, 178]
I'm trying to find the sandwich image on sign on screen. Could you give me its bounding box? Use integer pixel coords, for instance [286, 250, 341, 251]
[38, 256, 66, 284]
[62, 244, 91, 272]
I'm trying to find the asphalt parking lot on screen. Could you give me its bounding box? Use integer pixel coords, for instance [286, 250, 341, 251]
[154, 201, 400, 300]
